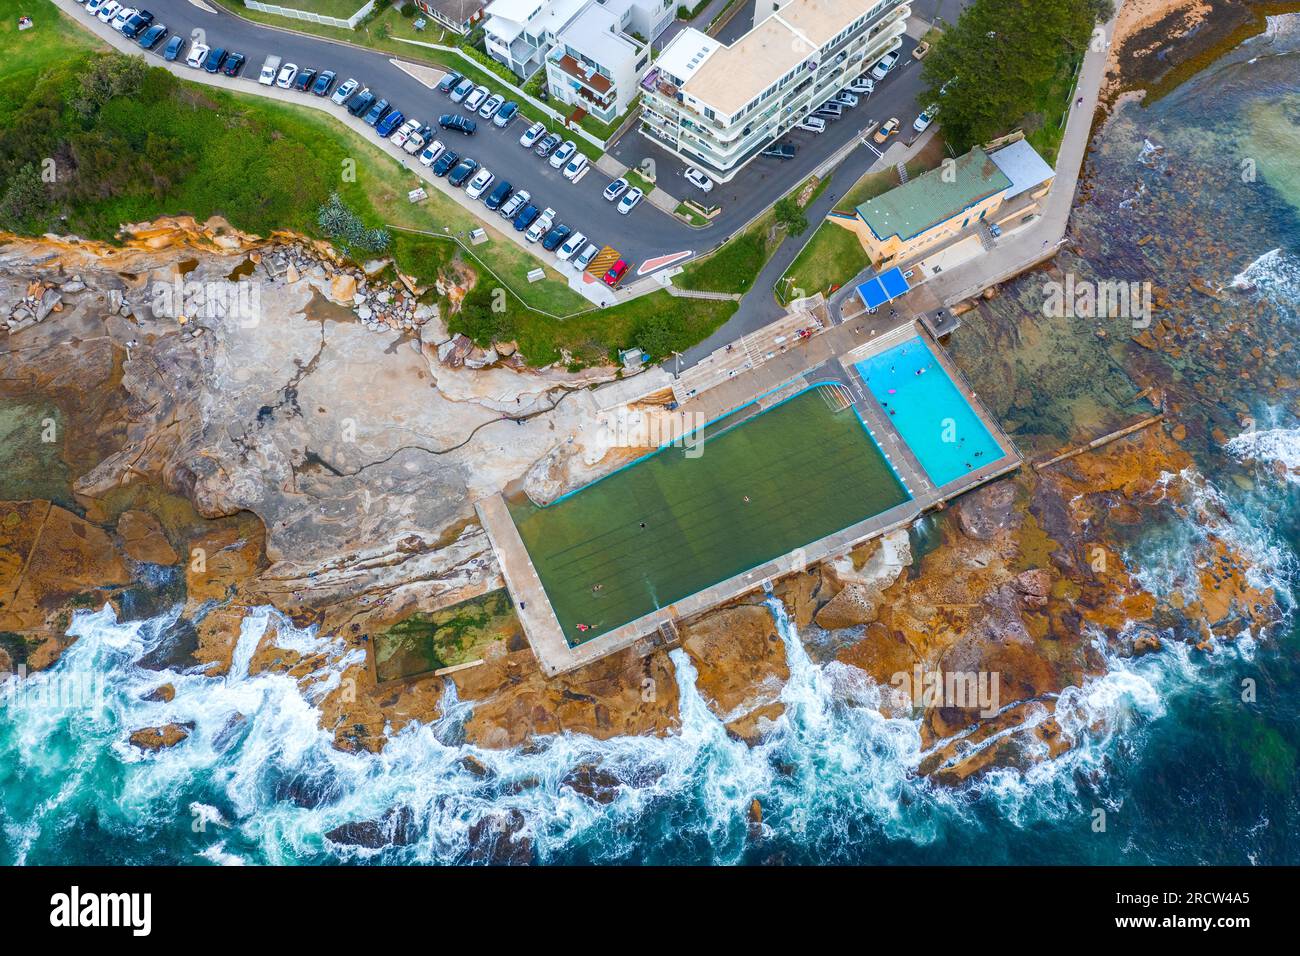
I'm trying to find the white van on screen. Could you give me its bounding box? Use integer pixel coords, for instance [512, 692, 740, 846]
[259, 55, 281, 86]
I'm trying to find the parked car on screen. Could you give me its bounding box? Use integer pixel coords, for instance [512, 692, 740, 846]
[525, 207, 556, 243]
[403, 125, 433, 154]
[563, 153, 589, 181]
[418, 140, 445, 167]
[603, 260, 628, 287]
[796, 116, 826, 133]
[484, 180, 513, 211]
[292, 69, 316, 92]
[493, 102, 519, 127]
[436, 71, 462, 95]
[556, 231, 587, 262]
[848, 76, 875, 95]
[834, 91, 859, 108]
[541, 223, 571, 252]
[185, 44, 209, 70]
[814, 102, 843, 119]
[465, 168, 495, 200]
[617, 187, 643, 215]
[572, 243, 599, 273]
[534, 133, 562, 158]
[161, 34, 185, 61]
[221, 53, 246, 77]
[85, 0, 108, 16]
[346, 91, 375, 117]
[761, 143, 797, 160]
[275, 63, 298, 89]
[448, 78, 474, 102]
[363, 98, 390, 126]
[912, 40, 931, 60]
[519, 121, 546, 148]
[311, 70, 336, 96]
[385, 116, 418, 144]
[258, 55, 281, 86]
[137, 23, 167, 50]
[438, 114, 476, 135]
[603, 178, 628, 202]
[109, 7, 136, 31]
[548, 140, 576, 169]
[913, 105, 937, 133]
[375, 110, 406, 139]
[95, 2, 121, 24]
[203, 48, 227, 74]
[463, 86, 489, 112]
[448, 158, 479, 188]
[512, 203, 541, 232]
[330, 77, 359, 105]
[478, 94, 504, 119]
[499, 189, 530, 220]
[873, 116, 900, 143]
[870, 50, 899, 80]
[684, 166, 714, 193]
[431, 150, 459, 177]
[120, 9, 153, 39]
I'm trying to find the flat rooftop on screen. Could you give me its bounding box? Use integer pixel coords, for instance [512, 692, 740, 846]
[856, 147, 1013, 242]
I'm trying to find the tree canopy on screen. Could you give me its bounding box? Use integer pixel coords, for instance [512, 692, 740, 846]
[921, 0, 1101, 152]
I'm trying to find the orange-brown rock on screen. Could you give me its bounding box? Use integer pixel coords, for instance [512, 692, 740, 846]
[117, 510, 179, 565]
[129, 723, 193, 751]
[681, 604, 789, 743]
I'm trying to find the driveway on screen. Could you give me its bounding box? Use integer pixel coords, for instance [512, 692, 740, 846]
[68, 0, 940, 271]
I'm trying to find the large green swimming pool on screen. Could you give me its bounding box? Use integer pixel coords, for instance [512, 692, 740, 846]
[510, 386, 910, 645]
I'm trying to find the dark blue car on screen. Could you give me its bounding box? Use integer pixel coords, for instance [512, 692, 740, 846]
[311, 70, 336, 96]
[137, 23, 167, 50]
[363, 98, 389, 126]
[541, 223, 572, 252]
[484, 180, 513, 211]
[512, 204, 540, 232]
[375, 110, 405, 138]
[121, 10, 153, 40]
[447, 158, 478, 187]
[162, 35, 185, 61]
[346, 91, 375, 117]
[431, 151, 459, 177]
[203, 48, 227, 74]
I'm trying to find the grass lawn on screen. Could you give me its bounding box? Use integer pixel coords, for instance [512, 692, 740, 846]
[675, 209, 781, 295]
[623, 168, 655, 196]
[776, 219, 870, 304]
[276, 0, 371, 18]
[674, 202, 711, 227]
[1024, 54, 1079, 165]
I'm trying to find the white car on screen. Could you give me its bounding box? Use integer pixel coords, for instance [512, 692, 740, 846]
[275, 64, 299, 89]
[525, 207, 556, 243]
[499, 189, 529, 219]
[848, 77, 874, 94]
[330, 77, 359, 104]
[603, 178, 628, 202]
[563, 154, 588, 181]
[556, 231, 587, 262]
[913, 106, 936, 133]
[796, 116, 826, 133]
[684, 166, 714, 193]
[835, 91, 859, 108]
[464, 85, 489, 112]
[110, 7, 136, 31]
[389, 118, 420, 147]
[418, 140, 445, 166]
[96, 1, 121, 23]
[478, 93, 504, 119]
[549, 140, 577, 170]
[465, 168, 495, 200]
[617, 187, 643, 215]
[519, 121, 546, 149]
[572, 243, 599, 272]
[185, 43, 209, 69]
[403, 129, 428, 154]
[870, 50, 899, 81]
[85, 0, 107, 14]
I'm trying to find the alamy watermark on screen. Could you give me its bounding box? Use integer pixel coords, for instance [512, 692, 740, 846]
[891, 665, 1001, 718]
[151, 278, 262, 327]
[594, 406, 708, 458]
[1042, 274, 1152, 328]
[1, 665, 106, 713]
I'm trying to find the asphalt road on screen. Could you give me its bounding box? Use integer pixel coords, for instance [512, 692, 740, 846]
[71, 0, 937, 268]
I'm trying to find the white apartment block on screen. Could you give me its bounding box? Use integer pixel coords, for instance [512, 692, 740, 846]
[639, 0, 911, 181]
[544, 4, 653, 124]
[484, 0, 672, 80]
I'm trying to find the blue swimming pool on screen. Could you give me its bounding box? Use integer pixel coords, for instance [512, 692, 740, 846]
[854, 336, 1003, 488]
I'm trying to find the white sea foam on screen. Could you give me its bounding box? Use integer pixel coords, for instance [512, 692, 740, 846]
[1226, 425, 1300, 484]
[1229, 247, 1300, 315]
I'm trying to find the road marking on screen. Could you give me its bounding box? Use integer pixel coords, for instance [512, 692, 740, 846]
[390, 58, 446, 89]
[637, 251, 692, 275]
[187, 0, 218, 11]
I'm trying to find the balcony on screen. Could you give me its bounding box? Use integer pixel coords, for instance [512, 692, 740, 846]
[548, 52, 617, 108]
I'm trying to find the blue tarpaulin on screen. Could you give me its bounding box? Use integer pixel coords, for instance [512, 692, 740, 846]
[855, 267, 911, 309]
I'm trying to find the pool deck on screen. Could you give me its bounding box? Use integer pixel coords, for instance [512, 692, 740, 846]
[477, 312, 1022, 678]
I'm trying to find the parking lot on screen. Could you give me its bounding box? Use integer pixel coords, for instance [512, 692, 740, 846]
[61, 0, 942, 274]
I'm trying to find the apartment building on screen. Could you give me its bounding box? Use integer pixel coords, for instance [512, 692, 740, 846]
[639, 0, 911, 181]
[484, 0, 671, 80]
[544, 4, 652, 124]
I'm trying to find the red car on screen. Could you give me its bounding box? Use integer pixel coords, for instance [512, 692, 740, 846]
[603, 260, 628, 287]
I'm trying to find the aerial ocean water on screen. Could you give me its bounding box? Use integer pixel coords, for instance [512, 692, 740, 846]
[2, 18, 1298, 865]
